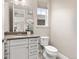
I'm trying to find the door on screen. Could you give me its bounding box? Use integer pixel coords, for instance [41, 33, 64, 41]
[10, 45, 28, 59]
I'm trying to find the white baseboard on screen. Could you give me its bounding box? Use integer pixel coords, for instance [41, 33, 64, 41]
[57, 52, 69, 59]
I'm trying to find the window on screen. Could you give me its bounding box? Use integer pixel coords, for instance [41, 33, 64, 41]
[37, 8, 48, 27]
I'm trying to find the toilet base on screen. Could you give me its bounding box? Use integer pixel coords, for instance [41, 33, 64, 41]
[43, 51, 57, 59]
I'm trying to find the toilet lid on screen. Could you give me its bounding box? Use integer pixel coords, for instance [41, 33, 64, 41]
[45, 46, 58, 52]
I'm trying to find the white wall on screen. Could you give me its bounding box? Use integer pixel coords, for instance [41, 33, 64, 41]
[4, 2, 9, 32]
[50, 0, 77, 59]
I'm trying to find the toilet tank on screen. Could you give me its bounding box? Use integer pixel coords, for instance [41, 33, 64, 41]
[40, 36, 49, 46]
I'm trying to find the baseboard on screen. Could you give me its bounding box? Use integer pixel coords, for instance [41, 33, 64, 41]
[57, 52, 69, 59]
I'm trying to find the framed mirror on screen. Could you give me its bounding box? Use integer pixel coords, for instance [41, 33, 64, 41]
[9, 4, 34, 34]
[13, 6, 26, 32]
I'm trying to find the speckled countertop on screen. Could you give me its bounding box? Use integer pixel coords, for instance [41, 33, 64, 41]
[4, 34, 40, 40]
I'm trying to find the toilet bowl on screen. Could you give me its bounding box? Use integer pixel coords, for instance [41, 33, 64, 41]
[40, 37, 58, 59]
[44, 46, 58, 56]
[43, 46, 58, 59]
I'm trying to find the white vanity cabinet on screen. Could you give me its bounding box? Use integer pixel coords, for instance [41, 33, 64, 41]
[4, 36, 40, 59]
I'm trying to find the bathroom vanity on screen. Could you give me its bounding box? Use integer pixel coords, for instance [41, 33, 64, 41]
[4, 35, 40, 59]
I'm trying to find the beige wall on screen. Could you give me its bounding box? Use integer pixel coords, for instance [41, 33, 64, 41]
[50, 0, 77, 59]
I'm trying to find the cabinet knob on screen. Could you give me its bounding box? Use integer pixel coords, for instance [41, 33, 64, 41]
[26, 46, 28, 48]
[4, 49, 7, 52]
[4, 52, 9, 55]
[4, 57, 7, 59]
[4, 43, 7, 45]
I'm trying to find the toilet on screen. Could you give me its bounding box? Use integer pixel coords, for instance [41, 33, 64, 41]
[40, 37, 58, 59]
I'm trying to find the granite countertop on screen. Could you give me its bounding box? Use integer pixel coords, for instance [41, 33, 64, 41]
[4, 34, 40, 40]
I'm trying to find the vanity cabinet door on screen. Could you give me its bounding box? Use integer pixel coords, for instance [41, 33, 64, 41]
[29, 37, 39, 59]
[9, 39, 29, 59]
[10, 45, 28, 59]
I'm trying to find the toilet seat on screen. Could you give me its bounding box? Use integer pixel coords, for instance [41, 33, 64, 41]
[44, 46, 58, 56]
[45, 46, 58, 52]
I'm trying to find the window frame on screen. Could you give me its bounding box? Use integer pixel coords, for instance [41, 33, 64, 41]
[36, 8, 48, 27]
